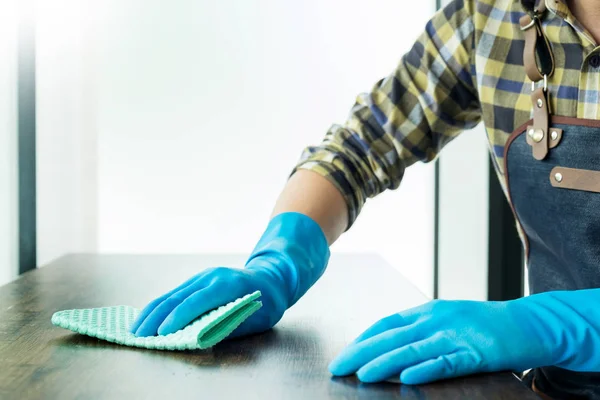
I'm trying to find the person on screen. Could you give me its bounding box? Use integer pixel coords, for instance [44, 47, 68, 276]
[130, 0, 600, 398]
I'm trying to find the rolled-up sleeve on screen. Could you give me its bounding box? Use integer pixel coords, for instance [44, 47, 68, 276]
[293, 0, 482, 229]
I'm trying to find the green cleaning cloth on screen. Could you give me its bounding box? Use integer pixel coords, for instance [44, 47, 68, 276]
[51, 291, 262, 350]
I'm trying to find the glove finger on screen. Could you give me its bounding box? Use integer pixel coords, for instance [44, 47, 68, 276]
[129, 274, 203, 334]
[133, 278, 211, 337]
[329, 323, 424, 377]
[157, 283, 247, 335]
[400, 352, 473, 385]
[351, 308, 422, 345]
[356, 333, 453, 383]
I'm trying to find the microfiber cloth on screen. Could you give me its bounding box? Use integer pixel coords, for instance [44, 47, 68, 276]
[51, 291, 262, 350]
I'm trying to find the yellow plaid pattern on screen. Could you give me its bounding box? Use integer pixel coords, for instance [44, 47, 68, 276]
[293, 0, 600, 227]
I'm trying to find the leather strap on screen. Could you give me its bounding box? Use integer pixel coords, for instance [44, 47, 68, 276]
[526, 125, 562, 148]
[519, 3, 554, 82]
[550, 167, 600, 193]
[529, 88, 550, 160]
[520, 0, 555, 160]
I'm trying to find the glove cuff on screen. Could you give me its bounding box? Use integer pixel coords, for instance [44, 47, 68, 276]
[245, 212, 330, 308]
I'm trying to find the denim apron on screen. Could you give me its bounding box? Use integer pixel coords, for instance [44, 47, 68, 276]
[508, 2, 600, 398]
[507, 117, 600, 400]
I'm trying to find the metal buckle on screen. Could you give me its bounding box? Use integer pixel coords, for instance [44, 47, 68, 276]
[520, 17, 536, 31]
[531, 74, 548, 92]
[520, 9, 539, 31]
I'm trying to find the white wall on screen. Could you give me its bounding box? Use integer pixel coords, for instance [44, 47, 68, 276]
[0, 0, 19, 286]
[37, 1, 437, 296]
[438, 125, 489, 300]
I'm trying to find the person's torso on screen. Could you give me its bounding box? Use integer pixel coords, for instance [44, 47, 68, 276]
[473, 1, 600, 398]
[474, 0, 599, 185]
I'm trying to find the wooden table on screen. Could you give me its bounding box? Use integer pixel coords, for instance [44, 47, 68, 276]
[0, 254, 540, 399]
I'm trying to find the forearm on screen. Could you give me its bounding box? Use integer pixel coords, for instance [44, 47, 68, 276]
[271, 170, 348, 245]
[244, 170, 337, 308]
[290, 2, 480, 232]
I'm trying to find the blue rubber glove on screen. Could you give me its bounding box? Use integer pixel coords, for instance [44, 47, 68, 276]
[130, 212, 329, 338]
[329, 289, 600, 384]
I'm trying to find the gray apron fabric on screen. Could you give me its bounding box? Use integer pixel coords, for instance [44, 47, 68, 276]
[505, 117, 600, 399]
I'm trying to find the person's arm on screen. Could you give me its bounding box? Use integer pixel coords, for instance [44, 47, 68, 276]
[292, 0, 481, 230]
[274, 0, 482, 246]
[270, 170, 348, 245]
[131, 0, 481, 339]
[329, 289, 600, 384]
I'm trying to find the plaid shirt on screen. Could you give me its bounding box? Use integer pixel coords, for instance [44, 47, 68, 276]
[294, 0, 600, 228]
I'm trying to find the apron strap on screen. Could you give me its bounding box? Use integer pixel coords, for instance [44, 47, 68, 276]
[519, 0, 555, 160]
[519, 1, 555, 82]
[529, 88, 551, 160]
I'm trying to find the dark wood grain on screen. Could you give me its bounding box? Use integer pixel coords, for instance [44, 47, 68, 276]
[0, 254, 540, 399]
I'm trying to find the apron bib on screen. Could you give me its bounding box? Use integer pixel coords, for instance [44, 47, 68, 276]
[506, 117, 600, 399]
[507, 2, 600, 397]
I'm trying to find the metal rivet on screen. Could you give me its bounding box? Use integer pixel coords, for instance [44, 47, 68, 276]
[555, 172, 563, 182]
[537, 98, 544, 108]
[532, 129, 544, 143]
[528, 129, 535, 137]
[551, 130, 558, 140]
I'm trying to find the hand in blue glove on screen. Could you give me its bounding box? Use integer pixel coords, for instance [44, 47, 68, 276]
[329, 289, 600, 384]
[130, 212, 329, 338]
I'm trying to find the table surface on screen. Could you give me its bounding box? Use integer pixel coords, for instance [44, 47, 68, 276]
[0, 254, 540, 400]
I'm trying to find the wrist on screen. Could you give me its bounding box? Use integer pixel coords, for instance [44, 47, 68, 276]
[245, 212, 330, 308]
[508, 293, 570, 368]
